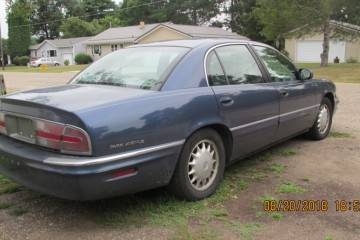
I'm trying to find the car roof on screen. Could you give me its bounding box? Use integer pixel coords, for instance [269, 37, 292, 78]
[129, 38, 257, 49]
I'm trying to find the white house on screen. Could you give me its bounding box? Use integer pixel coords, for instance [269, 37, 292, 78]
[29, 37, 90, 65]
[83, 22, 248, 61]
[285, 21, 360, 63]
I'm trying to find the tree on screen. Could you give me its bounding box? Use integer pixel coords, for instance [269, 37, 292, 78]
[120, 0, 223, 26]
[119, 0, 169, 26]
[99, 15, 121, 28]
[82, 0, 116, 21]
[227, 0, 268, 43]
[255, 0, 360, 67]
[59, 17, 98, 38]
[174, 0, 224, 25]
[30, 0, 64, 39]
[7, 0, 31, 58]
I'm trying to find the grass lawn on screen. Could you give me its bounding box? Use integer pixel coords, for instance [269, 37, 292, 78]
[0, 64, 87, 73]
[295, 62, 360, 83]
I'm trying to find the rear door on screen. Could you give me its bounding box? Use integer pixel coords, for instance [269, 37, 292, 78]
[206, 44, 279, 159]
[251, 45, 317, 141]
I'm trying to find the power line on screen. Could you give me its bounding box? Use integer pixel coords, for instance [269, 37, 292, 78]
[6, 0, 168, 29]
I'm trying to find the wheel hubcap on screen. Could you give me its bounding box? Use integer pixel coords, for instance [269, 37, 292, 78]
[188, 140, 219, 191]
[317, 104, 330, 134]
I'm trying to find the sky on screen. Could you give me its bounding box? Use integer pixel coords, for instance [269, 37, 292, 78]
[0, 0, 8, 39]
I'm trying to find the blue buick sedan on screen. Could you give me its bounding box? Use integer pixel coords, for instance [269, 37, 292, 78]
[0, 39, 338, 201]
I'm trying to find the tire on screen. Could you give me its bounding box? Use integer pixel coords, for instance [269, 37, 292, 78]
[169, 128, 226, 201]
[306, 97, 333, 140]
[54, 63, 59, 66]
[38, 64, 41, 67]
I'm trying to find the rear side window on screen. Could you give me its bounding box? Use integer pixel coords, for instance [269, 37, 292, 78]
[206, 51, 227, 86]
[214, 45, 265, 85]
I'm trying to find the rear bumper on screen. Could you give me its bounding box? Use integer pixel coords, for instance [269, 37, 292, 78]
[0, 135, 183, 200]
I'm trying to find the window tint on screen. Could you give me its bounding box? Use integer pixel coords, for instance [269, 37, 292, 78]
[253, 46, 297, 82]
[206, 51, 227, 86]
[215, 45, 264, 85]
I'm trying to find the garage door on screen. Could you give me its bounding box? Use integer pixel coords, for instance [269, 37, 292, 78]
[296, 40, 346, 62]
[63, 53, 73, 65]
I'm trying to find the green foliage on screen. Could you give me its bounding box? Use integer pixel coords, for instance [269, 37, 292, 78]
[9, 207, 28, 216]
[60, 17, 98, 38]
[277, 149, 298, 157]
[346, 57, 358, 63]
[324, 236, 335, 240]
[329, 131, 352, 138]
[0, 202, 13, 210]
[269, 163, 286, 175]
[275, 182, 306, 194]
[13, 56, 30, 66]
[64, 59, 70, 66]
[99, 15, 121, 28]
[257, 194, 278, 203]
[120, 0, 222, 26]
[227, 0, 269, 43]
[270, 212, 284, 220]
[7, 0, 31, 58]
[30, 0, 64, 39]
[75, 53, 93, 64]
[226, 221, 261, 240]
[82, 0, 116, 22]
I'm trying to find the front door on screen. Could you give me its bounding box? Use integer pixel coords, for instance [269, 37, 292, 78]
[252, 45, 317, 141]
[206, 44, 280, 159]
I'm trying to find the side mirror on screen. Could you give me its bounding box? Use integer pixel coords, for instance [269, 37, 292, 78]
[298, 68, 313, 80]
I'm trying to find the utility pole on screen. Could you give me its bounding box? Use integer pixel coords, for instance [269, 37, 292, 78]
[0, 20, 4, 70]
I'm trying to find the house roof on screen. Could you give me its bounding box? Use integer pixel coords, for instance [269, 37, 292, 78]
[84, 22, 248, 45]
[330, 20, 360, 32]
[29, 36, 91, 50]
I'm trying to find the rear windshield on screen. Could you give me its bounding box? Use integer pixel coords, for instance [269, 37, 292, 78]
[70, 46, 189, 90]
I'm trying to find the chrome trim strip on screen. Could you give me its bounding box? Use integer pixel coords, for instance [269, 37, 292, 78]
[230, 104, 319, 132]
[279, 104, 319, 118]
[230, 115, 278, 131]
[43, 140, 185, 166]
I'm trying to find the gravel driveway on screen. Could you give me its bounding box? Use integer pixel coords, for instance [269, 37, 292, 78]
[0, 72, 359, 240]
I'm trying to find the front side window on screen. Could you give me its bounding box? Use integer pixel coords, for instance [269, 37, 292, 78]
[70, 46, 189, 90]
[47, 50, 57, 57]
[93, 45, 101, 55]
[253, 45, 297, 82]
[213, 45, 265, 85]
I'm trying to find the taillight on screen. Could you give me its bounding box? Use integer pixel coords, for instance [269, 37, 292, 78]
[61, 125, 91, 154]
[34, 119, 92, 155]
[0, 112, 6, 135]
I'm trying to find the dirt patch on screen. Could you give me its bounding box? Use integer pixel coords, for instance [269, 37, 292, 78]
[0, 81, 359, 240]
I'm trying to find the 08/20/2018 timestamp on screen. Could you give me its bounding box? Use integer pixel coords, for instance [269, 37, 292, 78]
[263, 200, 360, 212]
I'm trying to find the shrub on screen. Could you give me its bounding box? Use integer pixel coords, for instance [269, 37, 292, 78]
[13, 56, 30, 66]
[346, 57, 358, 63]
[75, 53, 93, 64]
[64, 59, 70, 66]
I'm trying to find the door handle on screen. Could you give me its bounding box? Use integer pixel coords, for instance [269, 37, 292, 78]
[279, 89, 289, 97]
[219, 96, 234, 106]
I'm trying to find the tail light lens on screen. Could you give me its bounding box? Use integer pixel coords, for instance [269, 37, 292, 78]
[34, 119, 92, 155]
[0, 113, 91, 155]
